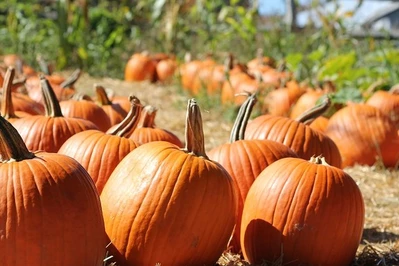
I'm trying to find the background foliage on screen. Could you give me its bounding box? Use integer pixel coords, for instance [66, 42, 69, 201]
[0, 0, 398, 100]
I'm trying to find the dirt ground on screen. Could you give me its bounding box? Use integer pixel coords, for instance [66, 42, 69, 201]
[73, 72, 399, 265]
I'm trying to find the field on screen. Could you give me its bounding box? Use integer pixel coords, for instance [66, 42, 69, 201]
[74, 72, 399, 265]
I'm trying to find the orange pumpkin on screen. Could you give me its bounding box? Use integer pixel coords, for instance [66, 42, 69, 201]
[101, 99, 236, 266]
[241, 156, 365, 265]
[95, 84, 127, 126]
[124, 51, 157, 82]
[208, 93, 298, 253]
[366, 86, 399, 128]
[325, 103, 399, 168]
[245, 97, 342, 168]
[12, 76, 98, 152]
[0, 114, 106, 266]
[59, 95, 142, 194]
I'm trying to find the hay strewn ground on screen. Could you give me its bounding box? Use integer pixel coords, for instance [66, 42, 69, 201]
[73, 72, 399, 265]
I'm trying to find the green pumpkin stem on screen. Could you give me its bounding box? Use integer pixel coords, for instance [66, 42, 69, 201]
[60, 68, 81, 89]
[229, 93, 257, 142]
[138, 105, 157, 128]
[108, 95, 142, 137]
[41, 75, 64, 117]
[184, 99, 207, 158]
[95, 84, 112, 106]
[1, 67, 19, 120]
[295, 96, 331, 125]
[0, 115, 35, 162]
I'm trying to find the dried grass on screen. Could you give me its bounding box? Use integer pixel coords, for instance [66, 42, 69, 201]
[70, 73, 399, 265]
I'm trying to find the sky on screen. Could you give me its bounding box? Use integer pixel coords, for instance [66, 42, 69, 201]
[258, 0, 395, 26]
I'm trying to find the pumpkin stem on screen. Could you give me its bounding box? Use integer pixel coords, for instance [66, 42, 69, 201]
[389, 84, 399, 94]
[183, 98, 207, 158]
[95, 84, 112, 106]
[309, 155, 330, 166]
[71, 92, 93, 101]
[0, 115, 35, 162]
[41, 75, 64, 117]
[229, 93, 257, 142]
[1, 67, 19, 120]
[60, 68, 81, 89]
[296, 96, 331, 125]
[36, 54, 52, 75]
[108, 95, 142, 137]
[138, 105, 157, 128]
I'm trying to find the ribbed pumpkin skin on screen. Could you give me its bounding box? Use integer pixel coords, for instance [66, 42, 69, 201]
[325, 104, 399, 168]
[244, 115, 342, 168]
[129, 127, 183, 147]
[366, 90, 399, 128]
[58, 130, 139, 194]
[101, 141, 236, 266]
[241, 157, 365, 265]
[208, 139, 298, 252]
[60, 99, 112, 132]
[0, 153, 106, 266]
[12, 116, 98, 152]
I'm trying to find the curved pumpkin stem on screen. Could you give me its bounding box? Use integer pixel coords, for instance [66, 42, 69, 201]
[36, 54, 52, 75]
[295, 96, 331, 125]
[60, 68, 81, 89]
[95, 84, 112, 106]
[108, 95, 142, 137]
[229, 93, 257, 142]
[184, 98, 207, 158]
[71, 92, 93, 101]
[389, 84, 399, 94]
[138, 105, 157, 128]
[1, 67, 19, 120]
[0, 115, 35, 162]
[41, 75, 64, 117]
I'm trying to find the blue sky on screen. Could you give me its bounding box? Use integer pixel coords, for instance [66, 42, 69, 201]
[258, 0, 394, 25]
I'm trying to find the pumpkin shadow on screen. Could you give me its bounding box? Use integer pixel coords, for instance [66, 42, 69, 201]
[242, 219, 283, 265]
[361, 227, 399, 244]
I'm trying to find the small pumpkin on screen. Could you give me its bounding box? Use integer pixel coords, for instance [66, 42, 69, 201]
[100, 99, 236, 266]
[128, 105, 183, 147]
[95, 84, 127, 126]
[12, 76, 98, 152]
[124, 51, 157, 82]
[241, 156, 365, 265]
[59, 95, 142, 194]
[245, 97, 342, 168]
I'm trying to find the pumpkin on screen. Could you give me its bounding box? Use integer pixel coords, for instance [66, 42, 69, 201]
[1, 67, 32, 122]
[59, 95, 142, 194]
[309, 116, 329, 132]
[95, 84, 127, 126]
[241, 156, 365, 265]
[289, 88, 325, 119]
[12, 76, 98, 152]
[0, 113, 106, 266]
[124, 51, 157, 82]
[208, 93, 298, 253]
[155, 57, 177, 83]
[60, 93, 112, 132]
[325, 103, 399, 168]
[128, 105, 183, 147]
[245, 97, 342, 168]
[262, 80, 306, 116]
[366, 86, 399, 128]
[25, 69, 81, 103]
[100, 99, 236, 266]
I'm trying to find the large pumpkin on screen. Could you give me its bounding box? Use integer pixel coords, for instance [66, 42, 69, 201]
[100, 99, 236, 266]
[245, 97, 342, 168]
[208, 93, 298, 253]
[0, 114, 106, 266]
[241, 156, 365, 265]
[58, 95, 142, 194]
[366, 86, 399, 128]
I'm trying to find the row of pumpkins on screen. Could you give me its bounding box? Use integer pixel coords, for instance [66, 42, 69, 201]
[0, 53, 397, 266]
